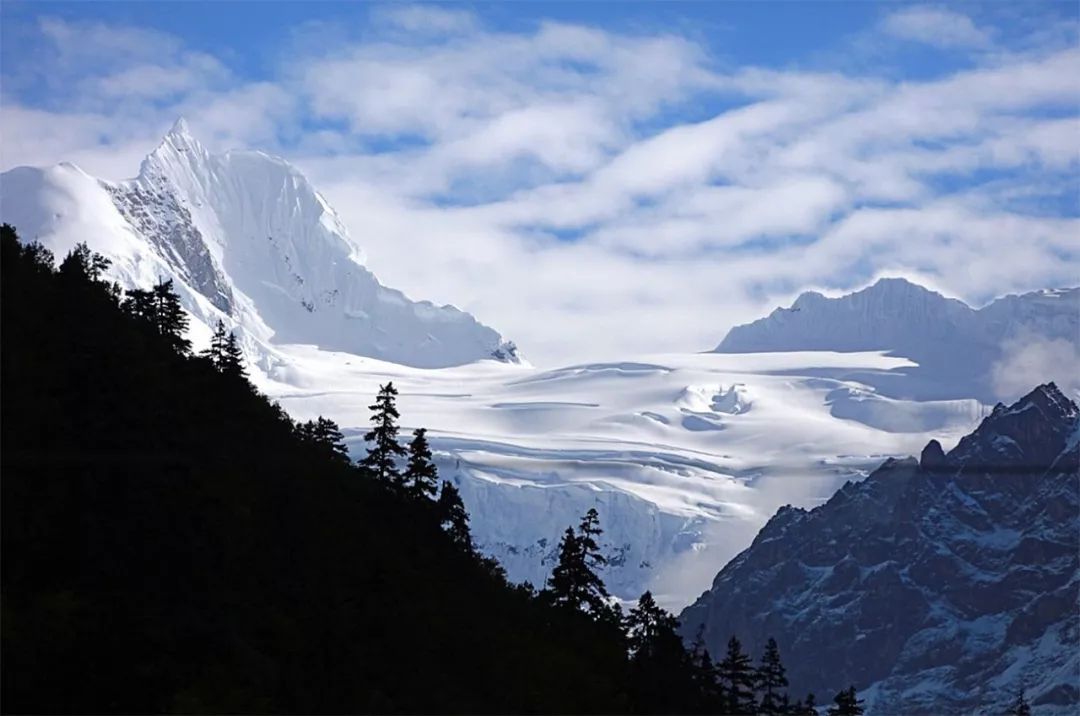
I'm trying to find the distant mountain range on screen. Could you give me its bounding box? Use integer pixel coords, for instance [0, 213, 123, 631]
[0, 118, 519, 369]
[716, 278, 1079, 403]
[679, 382, 1080, 715]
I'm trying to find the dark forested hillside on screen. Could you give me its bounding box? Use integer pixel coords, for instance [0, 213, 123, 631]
[2, 225, 647, 714]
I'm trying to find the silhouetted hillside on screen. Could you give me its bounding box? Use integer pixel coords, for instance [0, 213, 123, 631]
[2, 225, 639, 714]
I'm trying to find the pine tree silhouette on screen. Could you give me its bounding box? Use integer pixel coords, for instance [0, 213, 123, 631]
[59, 242, 110, 283]
[625, 590, 703, 712]
[626, 591, 677, 658]
[202, 320, 228, 366]
[827, 685, 865, 715]
[717, 635, 757, 715]
[756, 636, 789, 715]
[221, 330, 246, 379]
[202, 320, 247, 380]
[1009, 689, 1031, 716]
[546, 508, 612, 619]
[297, 417, 350, 466]
[687, 626, 723, 710]
[360, 382, 407, 484]
[436, 481, 471, 549]
[404, 427, 439, 500]
[120, 279, 191, 354]
[151, 279, 191, 355]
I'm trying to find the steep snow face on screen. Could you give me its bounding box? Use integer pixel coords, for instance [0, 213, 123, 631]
[716, 279, 1080, 402]
[679, 383, 1080, 715]
[0, 119, 519, 369]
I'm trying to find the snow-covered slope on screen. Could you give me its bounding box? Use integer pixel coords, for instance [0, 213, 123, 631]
[267, 346, 989, 606]
[0, 119, 519, 369]
[679, 383, 1080, 715]
[716, 279, 1080, 402]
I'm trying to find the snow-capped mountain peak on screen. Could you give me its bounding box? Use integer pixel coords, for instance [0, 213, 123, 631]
[1, 120, 521, 370]
[717, 279, 1080, 402]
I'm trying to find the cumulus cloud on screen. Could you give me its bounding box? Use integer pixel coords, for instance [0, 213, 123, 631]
[1, 5, 1077, 365]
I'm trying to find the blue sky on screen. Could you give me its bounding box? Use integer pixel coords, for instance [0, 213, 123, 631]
[1, 1, 1078, 363]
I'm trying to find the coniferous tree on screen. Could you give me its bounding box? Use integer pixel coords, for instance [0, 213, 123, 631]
[7, 226, 55, 277]
[404, 427, 439, 500]
[436, 481, 471, 549]
[688, 627, 723, 711]
[202, 320, 228, 366]
[717, 635, 757, 715]
[827, 686, 865, 716]
[122, 287, 156, 324]
[121, 280, 190, 354]
[626, 591, 676, 658]
[297, 417, 350, 466]
[202, 320, 247, 380]
[220, 330, 246, 380]
[59, 242, 110, 283]
[791, 692, 817, 715]
[151, 279, 191, 355]
[360, 382, 407, 484]
[756, 636, 790, 715]
[625, 591, 701, 713]
[1008, 689, 1031, 716]
[547, 527, 580, 600]
[546, 508, 613, 619]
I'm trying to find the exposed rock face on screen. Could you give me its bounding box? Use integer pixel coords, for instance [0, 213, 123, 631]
[679, 383, 1080, 715]
[105, 182, 234, 314]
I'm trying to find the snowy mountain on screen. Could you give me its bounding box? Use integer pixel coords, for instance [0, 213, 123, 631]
[0, 119, 519, 369]
[715, 279, 1079, 402]
[679, 383, 1080, 715]
[5, 123, 1075, 618]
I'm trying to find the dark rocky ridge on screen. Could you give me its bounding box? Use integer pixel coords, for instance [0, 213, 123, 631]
[679, 383, 1079, 714]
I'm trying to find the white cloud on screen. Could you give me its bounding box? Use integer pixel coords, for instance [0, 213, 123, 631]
[992, 333, 1080, 402]
[881, 6, 993, 49]
[370, 4, 479, 36]
[1, 7, 1077, 365]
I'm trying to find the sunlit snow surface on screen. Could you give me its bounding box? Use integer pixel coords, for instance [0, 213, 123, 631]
[261, 347, 988, 608]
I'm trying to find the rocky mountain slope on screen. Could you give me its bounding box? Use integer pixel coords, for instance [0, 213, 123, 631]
[679, 382, 1080, 714]
[0, 119, 518, 369]
[715, 278, 1079, 402]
